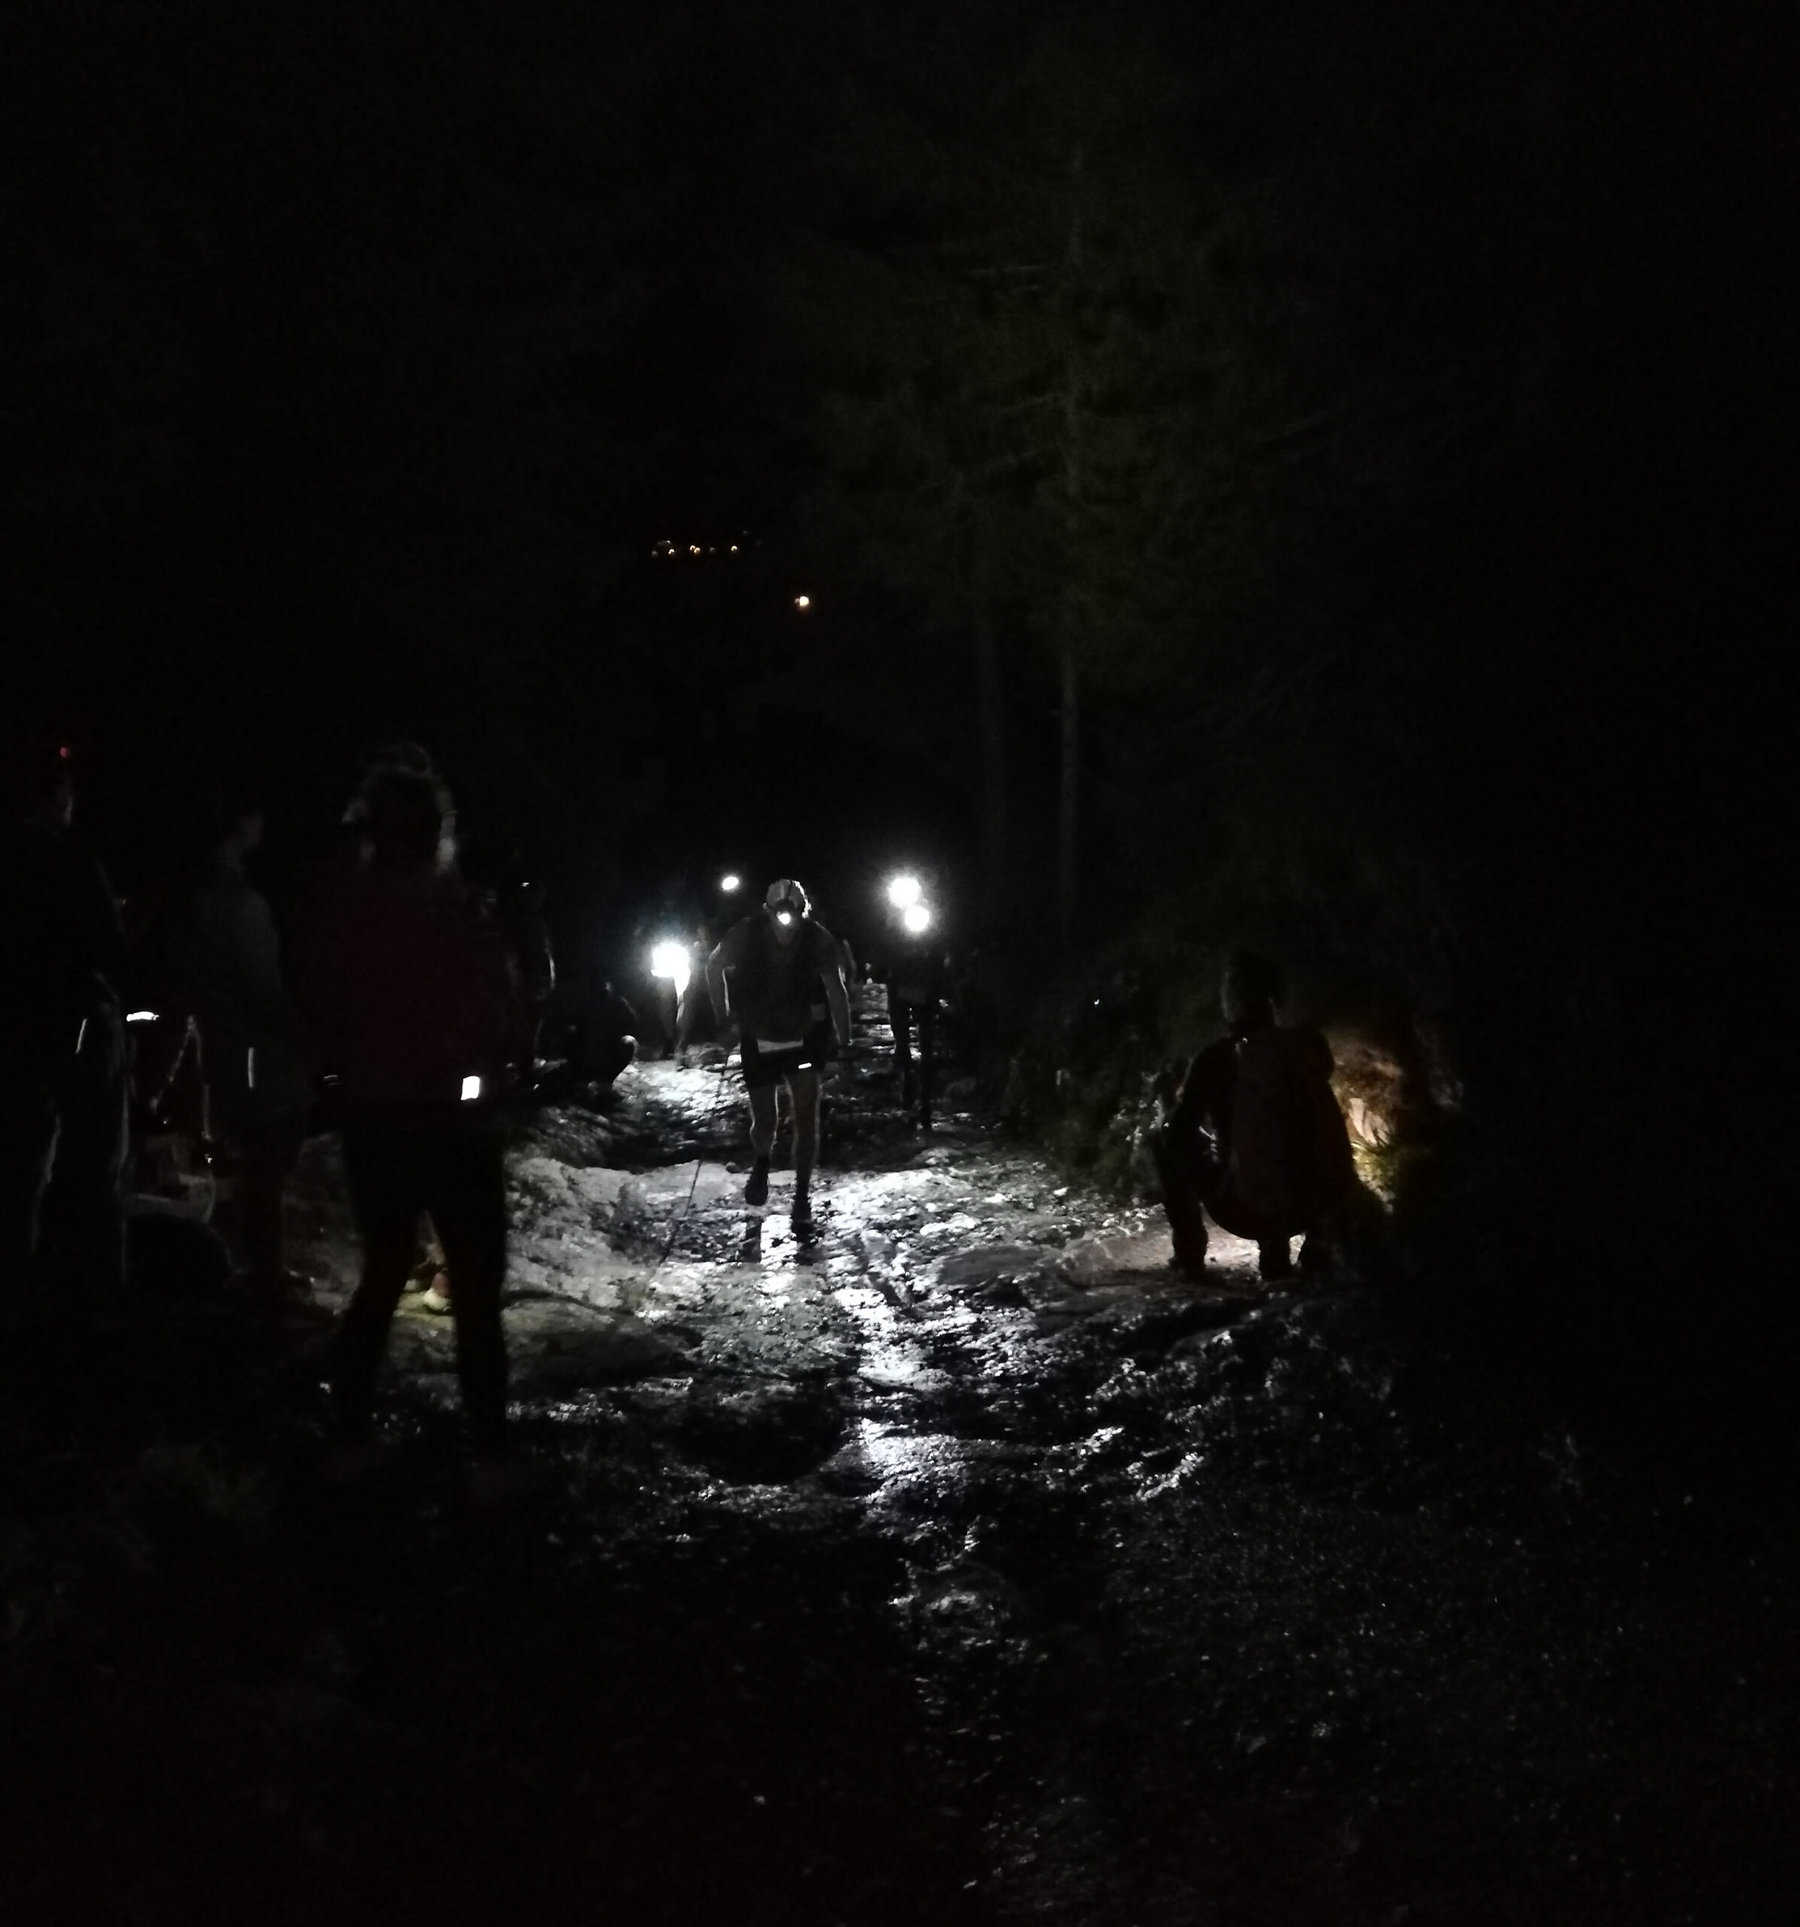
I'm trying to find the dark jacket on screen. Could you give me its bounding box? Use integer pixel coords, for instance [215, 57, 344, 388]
[711, 913, 841, 1043]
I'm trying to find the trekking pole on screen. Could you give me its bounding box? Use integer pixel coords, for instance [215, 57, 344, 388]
[653, 1052, 736, 1269]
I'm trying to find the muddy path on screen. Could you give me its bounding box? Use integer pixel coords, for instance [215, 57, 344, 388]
[7, 987, 1794, 1923]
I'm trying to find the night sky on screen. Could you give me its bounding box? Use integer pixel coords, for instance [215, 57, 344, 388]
[10, 1, 1786, 978]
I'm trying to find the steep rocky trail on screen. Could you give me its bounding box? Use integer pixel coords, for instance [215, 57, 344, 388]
[6, 986, 1792, 1923]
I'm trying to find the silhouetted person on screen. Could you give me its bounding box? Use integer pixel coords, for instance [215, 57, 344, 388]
[674, 919, 717, 1063]
[629, 896, 694, 1059]
[503, 873, 556, 1074]
[582, 979, 641, 1090]
[945, 945, 1001, 1090]
[705, 878, 851, 1227]
[1, 735, 128, 1337]
[880, 931, 947, 1130]
[298, 755, 515, 1493]
[170, 791, 309, 1304]
[1153, 950, 1355, 1284]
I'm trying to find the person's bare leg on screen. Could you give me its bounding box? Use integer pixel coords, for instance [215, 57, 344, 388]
[789, 1069, 821, 1223]
[745, 1083, 777, 1204]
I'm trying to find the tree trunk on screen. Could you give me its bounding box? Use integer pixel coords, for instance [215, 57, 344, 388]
[1058, 638, 1079, 948]
[1057, 142, 1085, 950]
[971, 529, 1008, 932]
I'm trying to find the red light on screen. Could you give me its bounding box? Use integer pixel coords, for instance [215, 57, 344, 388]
[58, 745, 72, 760]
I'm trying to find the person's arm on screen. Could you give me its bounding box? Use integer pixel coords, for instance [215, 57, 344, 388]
[1172, 1037, 1233, 1147]
[819, 938, 852, 1050]
[704, 940, 732, 1032]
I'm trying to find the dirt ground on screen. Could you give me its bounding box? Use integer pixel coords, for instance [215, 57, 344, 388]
[4, 989, 1795, 1923]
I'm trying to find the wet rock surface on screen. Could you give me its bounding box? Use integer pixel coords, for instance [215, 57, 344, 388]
[5, 987, 1794, 1923]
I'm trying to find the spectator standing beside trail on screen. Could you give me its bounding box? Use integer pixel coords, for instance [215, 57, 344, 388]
[170, 792, 310, 1305]
[1, 736, 129, 1338]
[674, 916, 717, 1064]
[1153, 950, 1356, 1284]
[705, 878, 851, 1228]
[297, 756, 517, 1494]
[501, 871, 556, 1081]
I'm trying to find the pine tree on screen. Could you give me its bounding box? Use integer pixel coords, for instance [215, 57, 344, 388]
[781, 10, 1298, 941]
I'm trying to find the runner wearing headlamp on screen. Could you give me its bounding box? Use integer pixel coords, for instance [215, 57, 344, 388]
[704, 878, 851, 1227]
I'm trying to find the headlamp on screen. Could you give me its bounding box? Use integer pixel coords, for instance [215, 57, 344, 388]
[650, 941, 692, 996]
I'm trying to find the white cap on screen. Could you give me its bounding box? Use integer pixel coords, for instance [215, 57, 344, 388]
[764, 877, 809, 915]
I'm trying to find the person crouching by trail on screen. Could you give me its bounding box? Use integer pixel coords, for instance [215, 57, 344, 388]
[297, 758, 517, 1495]
[705, 878, 851, 1228]
[1152, 950, 1356, 1285]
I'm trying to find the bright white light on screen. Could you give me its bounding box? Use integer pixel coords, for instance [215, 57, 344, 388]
[720, 873, 741, 893]
[775, 910, 795, 928]
[902, 903, 933, 935]
[127, 1010, 160, 1024]
[650, 941, 691, 996]
[461, 1075, 483, 1102]
[886, 873, 922, 910]
[794, 594, 811, 611]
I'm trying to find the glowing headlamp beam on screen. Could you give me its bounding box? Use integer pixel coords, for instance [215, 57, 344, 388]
[901, 903, 933, 935]
[650, 941, 692, 997]
[886, 873, 922, 910]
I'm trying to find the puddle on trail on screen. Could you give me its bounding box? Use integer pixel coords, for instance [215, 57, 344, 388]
[291, 1037, 1277, 1528]
[245, 998, 1781, 1927]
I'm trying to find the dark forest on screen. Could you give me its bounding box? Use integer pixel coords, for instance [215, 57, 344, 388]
[5, 3, 1793, 1918]
[15, 0, 1786, 1330]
